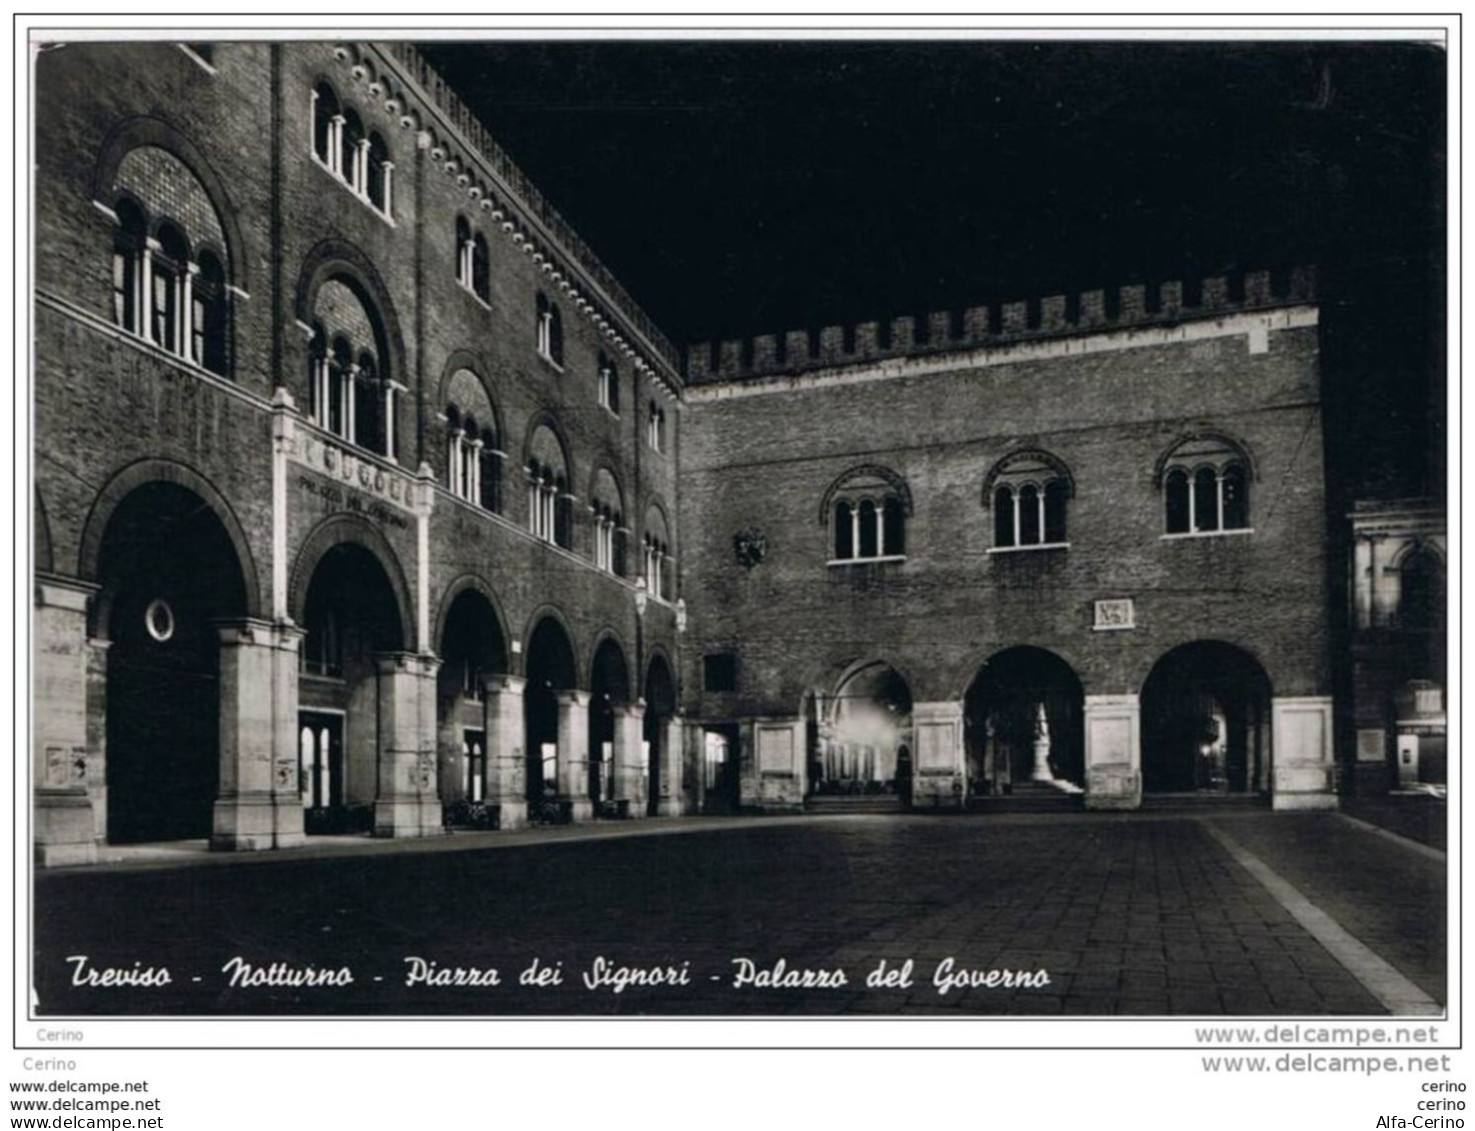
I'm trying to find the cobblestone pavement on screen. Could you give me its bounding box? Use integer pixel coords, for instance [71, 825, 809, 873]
[32, 811, 1443, 1016]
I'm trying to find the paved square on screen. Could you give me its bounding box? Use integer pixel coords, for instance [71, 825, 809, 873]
[32, 811, 1444, 1016]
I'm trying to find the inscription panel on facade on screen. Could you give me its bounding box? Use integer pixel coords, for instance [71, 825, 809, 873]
[916, 720, 957, 774]
[289, 429, 416, 526]
[1093, 598, 1135, 631]
[757, 725, 795, 775]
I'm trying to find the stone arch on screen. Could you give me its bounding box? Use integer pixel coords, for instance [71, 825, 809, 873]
[521, 409, 575, 483]
[521, 604, 583, 689]
[644, 646, 678, 711]
[293, 239, 408, 384]
[436, 351, 503, 434]
[78, 458, 263, 620]
[587, 459, 627, 515]
[588, 629, 633, 705]
[91, 115, 249, 292]
[981, 448, 1076, 504]
[34, 485, 54, 574]
[964, 645, 1087, 790]
[1152, 429, 1256, 488]
[643, 498, 673, 546]
[433, 573, 512, 665]
[951, 641, 1089, 703]
[288, 513, 414, 649]
[818, 464, 913, 525]
[1140, 640, 1274, 794]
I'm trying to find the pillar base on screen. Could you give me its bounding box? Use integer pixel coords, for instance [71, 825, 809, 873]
[212, 794, 280, 851]
[568, 798, 594, 823]
[653, 796, 684, 817]
[495, 800, 528, 830]
[34, 795, 97, 867]
[374, 797, 444, 838]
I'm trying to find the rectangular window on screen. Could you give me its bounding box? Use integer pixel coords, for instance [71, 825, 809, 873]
[703, 654, 738, 693]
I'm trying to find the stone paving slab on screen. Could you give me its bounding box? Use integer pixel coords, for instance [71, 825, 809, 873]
[1200, 812, 1446, 1003]
[31, 812, 1429, 1016]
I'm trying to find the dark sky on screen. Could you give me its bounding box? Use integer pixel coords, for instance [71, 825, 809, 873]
[419, 39, 1446, 501]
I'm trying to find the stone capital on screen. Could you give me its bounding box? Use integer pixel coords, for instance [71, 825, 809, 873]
[374, 650, 442, 678]
[35, 573, 98, 613]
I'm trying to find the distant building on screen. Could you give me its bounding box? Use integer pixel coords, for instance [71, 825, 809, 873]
[1347, 499, 1447, 793]
[34, 40, 1345, 866]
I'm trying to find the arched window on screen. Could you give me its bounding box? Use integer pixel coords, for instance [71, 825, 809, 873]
[310, 84, 390, 217]
[835, 500, 855, 559]
[598, 353, 620, 414]
[366, 132, 392, 215]
[108, 147, 234, 375]
[825, 466, 910, 563]
[443, 369, 502, 511]
[472, 234, 489, 301]
[647, 400, 666, 452]
[456, 217, 473, 289]
[591, 470, 626, 576]
[1159, 435, 1252, 535]
[525, 425, 572, 549]
[1398, 546, 1445, 631]
[643, 507, 674, 600]
[312, 82, 340, 169]
[479, 427, 500, 512]
[341, 109, 366, 193]
[194, 250, 227, 374]
[150, 222, 189, 352]
[536, 293, 563, 365]
[354, 350, 383, 455]
[111, 198, 146, 334]
[985, 450, 1072, 550]
[309, 277, 396, 458]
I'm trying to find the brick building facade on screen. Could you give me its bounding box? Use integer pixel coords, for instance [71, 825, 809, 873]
[33, 40, 1339, 866]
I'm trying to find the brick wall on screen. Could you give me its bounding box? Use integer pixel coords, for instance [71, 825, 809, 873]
[680, 321, 1330, 716]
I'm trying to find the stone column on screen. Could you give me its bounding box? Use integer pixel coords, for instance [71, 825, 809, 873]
[373, 652, 443, 837]
[1083, 694, 1141, 810]
[212, 619, 307, 850]
[613, 700, 646, 815]
[1271, 696, 1336, 810]
[84, 637, 110, 839]
[34, 576, 98, 866]
[910, 701, 966, 809]
[556, 690, 593, 821]
[483, 675, 527, 829]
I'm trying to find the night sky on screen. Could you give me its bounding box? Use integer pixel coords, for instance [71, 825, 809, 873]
[419, 38, 1446, 502]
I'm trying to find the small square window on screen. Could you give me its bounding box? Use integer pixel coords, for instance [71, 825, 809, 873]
[703, 653, 738, 693]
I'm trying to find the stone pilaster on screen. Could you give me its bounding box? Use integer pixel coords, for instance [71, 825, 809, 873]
[34, 576, 98, 867]
[212, 619, 307, 850]
[373, 652, 443, 837]
[1271, 695, 1336, 810]
[910, 701, 966, 809]
[1083, 694, 1141, 810]
[613, 700, 647, 814]
[483, 675, 527, 829]
[556, 690, 593, 821]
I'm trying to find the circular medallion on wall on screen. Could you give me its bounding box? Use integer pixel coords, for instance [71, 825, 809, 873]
[144, 598, 175, 643]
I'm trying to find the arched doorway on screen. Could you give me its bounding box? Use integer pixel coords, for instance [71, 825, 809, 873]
[99, 482, 248, 843]
[964, 647, 1084, 794]
[524, 616, 578, 821]
[437, 588, 508, 824]
[809, 662, 913, 798]
[644, 654, 676, 816]
[588, 638, 631, 815]
[1141, 641, 1272, 794]
[297, 542, 406, 833]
